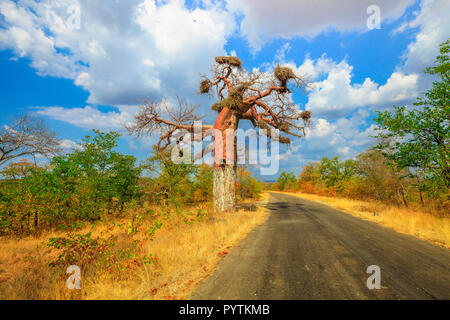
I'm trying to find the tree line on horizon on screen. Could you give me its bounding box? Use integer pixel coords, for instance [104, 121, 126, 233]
[272, 148, 446, 212]
[0, 129, 263, 235]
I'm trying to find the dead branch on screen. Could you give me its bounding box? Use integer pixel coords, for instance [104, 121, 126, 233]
[0, 113, 61, 166]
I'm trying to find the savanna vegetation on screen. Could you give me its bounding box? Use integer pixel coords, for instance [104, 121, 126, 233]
[0, 38, 447, 299]
[0, 127, 266, 299]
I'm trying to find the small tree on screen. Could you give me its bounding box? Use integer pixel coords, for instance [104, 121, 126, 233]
[193, 164, 214, 202]
[276, 171, 297, 191]
[236, 167, 263, 199]
[142, 146, 197, 205]
[58, 130, 142, 215]
[356, 150, 411, 206]
[128, 56, 310, 212]
[0, 160, 36, 180]
[0, 130, 142, 234]
[0, 113, 61, 165]
[318, 157, 342, 188]
[374, 39, 449, 199]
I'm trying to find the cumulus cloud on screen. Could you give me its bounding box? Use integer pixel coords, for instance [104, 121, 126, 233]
[280, 0, 449, 164]
[226, 0, 416, 49]
[277, 0, 449, 168]
[276, 109, 377, 173]
[59, 138, 81, 150]
[276, 48, 420, 167]
[274, 0, 449, 170]
[0, 0, 86, 78]
[395, 0, 450, 91]
[0, 0, 235, 106]
[36, 105, 138, 131]
[37, 104, 161, 154]
[286, 56, 419, 119]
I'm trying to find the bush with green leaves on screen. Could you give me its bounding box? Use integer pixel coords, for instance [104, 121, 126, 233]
[0, 130, 142, 234]
[193, 164, 214, 202]
[236, 167, 263, 200]
[276, 171, 297, 191]
[140, 146, 197, 206]
[295, 150, 432, 208]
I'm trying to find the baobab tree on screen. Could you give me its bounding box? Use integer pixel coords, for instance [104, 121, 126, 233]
[128, 56, 311, 212]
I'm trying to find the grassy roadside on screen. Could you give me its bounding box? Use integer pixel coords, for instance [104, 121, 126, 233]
[0, 201, 269, 300]
[273, 191, 450, 249]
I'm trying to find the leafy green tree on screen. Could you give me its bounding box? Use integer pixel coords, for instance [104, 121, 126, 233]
[298, 162, 320, 183]
[341, 159, 358, 180]
[318, 157, 342, 187]
[54, 130, 142, 216]
[306, 156, 358, 195]
[142, 146, 197, 205]
[0, 160, 35, 180]
[193, 164, 214, 202]
[297, 162, 323, 193]
[276, 171, 297, 190]
[0, 130, 142, 234]
[110, 154, 142, 209]
[374, 39, 449, 198]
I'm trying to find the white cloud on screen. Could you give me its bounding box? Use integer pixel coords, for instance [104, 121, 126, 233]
[292, 57, 419, 119]
[36, 104, 162, 153]
[397, 0, 450, 75]
[275, 117, 372, 174]
[283, 111, 375, 164]
[227, 0, 416, 50]
[393, 0, 450, 97]
[275, 0, 449, 167]
[337, 146, 350, 156]
[285, 55, 335, 81]
[278, 0, 449, 167]
[36, 105, 138, 131]
[274, 42, 291, 62]
[59, 138, 81, 150]
[309, 118, 335, 137]
[0, 0, 235, 106]
[278, 50, 422, 166]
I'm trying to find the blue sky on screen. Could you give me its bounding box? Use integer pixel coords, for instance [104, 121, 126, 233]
[0, 0, 449, 177]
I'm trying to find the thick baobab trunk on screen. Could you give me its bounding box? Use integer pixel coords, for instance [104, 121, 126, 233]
[213, 107, 239, 212]
[213, 164, 236, 212]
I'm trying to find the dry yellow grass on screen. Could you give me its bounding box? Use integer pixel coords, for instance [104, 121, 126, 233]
[0, 204, 269, 300]
[276, 191, 450, 249]
[258, 192, 271, 202]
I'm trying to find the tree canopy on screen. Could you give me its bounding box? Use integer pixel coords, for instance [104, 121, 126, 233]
[373, 39, 449, 198]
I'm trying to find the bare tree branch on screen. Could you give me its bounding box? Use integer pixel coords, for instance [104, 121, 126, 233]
[126, 97, 213, 161]
[0, 113, 62, 166]
[128, 56, 311, 163]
